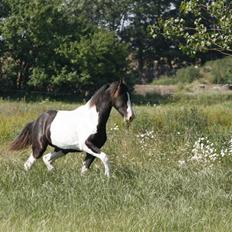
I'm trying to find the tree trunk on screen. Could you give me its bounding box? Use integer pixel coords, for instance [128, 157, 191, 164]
[137, 47, 145, 83]
[16, 60, 29, 89]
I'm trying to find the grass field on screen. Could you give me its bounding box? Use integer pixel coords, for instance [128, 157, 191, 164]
[0, 93, 232, 232]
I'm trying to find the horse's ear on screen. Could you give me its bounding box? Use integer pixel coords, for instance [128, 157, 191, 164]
[113, 79, 123, 97]
[119, 77, 126, 85]
[119, 78, 123, 85]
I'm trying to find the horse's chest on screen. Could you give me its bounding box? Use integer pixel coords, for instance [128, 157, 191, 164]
[50, 106, 99, 150]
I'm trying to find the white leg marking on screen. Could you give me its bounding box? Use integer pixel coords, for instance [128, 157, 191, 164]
[24, 154, 36, 171]
[43, 153, 54, 171]
[126, 92, 134, 120]
[81, 161, 88, 176]
[102, 154, 110, 177]
[43, 151, 64, 171]
[83, 145, 110, 177]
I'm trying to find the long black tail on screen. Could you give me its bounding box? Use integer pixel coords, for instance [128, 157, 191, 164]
[10, 121, 34, 151]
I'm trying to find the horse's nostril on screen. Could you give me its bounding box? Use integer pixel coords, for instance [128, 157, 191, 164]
[129, 114, 135, 122]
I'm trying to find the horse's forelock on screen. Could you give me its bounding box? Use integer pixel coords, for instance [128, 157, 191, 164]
[109, 81, 128, 96]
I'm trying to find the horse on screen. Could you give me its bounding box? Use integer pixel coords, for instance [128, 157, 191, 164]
[10, 80, 135, 177]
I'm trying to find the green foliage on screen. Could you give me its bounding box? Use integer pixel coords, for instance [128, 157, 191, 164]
[153, 66, 201, 85]
[152, 0, 232, 56]
[0, 0, 128, 93]
[176, 66, 201, 83]
[2, 0, 230, 90]
[0, 56, 18, 89]
[53, 30, 128, 91]
[28, 68, 49, 89]
[120, 0, 177, 77]
[205, 57, 232, 84]
[153, 57, 232, 85]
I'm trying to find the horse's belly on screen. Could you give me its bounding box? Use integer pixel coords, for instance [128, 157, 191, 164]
[51, 126, 82, 150]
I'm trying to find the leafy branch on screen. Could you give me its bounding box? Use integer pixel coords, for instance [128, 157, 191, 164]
[151, 0, 232, 56]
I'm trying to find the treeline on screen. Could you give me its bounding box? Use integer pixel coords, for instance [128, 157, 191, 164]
[0, 0, 230, 95]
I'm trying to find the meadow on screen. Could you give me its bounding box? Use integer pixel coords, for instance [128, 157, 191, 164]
[0, 92, 232, 232]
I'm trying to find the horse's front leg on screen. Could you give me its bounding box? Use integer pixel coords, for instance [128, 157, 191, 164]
[82, 140, 110, 177]
[43, 149, 65, 171]
[81, 153, 96, 175]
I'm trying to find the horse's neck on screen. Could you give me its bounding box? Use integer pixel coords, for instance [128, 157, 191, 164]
[97, 103, 112, 131]
[87, 97, 112, 131]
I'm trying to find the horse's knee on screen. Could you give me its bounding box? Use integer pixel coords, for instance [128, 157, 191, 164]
[85, 140, 101, 154]
[32, 141, 47, 159]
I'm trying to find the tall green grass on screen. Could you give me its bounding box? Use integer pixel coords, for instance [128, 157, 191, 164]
[0, 94, 232, 231]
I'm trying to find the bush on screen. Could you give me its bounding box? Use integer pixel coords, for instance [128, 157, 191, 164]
[153, 66, 201, 85]
[204, 56, 232, 84]
[154, 57, 232, 86]
[175, 66, 201, 83]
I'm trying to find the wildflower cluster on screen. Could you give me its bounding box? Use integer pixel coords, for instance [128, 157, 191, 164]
[178, 137, 232, 167]
[220, 138, 232, 158]
[191, 137, 217, 165]
[136, 130, 155, 150]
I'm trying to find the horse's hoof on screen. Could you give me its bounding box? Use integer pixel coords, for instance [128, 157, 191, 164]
[81, 166, 88, 176]
[24, 163, 30, 171]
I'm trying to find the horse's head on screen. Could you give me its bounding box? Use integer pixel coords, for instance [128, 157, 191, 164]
[110, 80, 135, 122]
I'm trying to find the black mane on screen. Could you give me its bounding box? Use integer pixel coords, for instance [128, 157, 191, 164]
[89, 84, 110, 107]
[89, 81, 122, 108]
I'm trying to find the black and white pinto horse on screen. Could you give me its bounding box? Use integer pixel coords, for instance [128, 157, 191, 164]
[10, 81, 134, 177]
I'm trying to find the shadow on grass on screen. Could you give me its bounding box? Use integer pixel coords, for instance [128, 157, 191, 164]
[0, 89, 175, 105]
[113, 165, 138, 180]
[133, 91, 232, 106]
[4, 89, 232, 106]
[0, 89, 85, 103]
[132, 92, 174, 105]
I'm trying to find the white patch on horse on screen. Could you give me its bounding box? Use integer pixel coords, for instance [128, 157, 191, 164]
[126, 92, 133, 121]
[50, 102, 99, 150]
[24, 154, 36, 171]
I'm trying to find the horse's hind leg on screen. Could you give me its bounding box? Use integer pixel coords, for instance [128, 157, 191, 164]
[81, 153, 96, 175]
[24, 139, 48, 171]
[24, 153, 37, 171]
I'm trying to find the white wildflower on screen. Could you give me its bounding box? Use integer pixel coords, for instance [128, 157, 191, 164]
[110, 123, 119, 131]
[190, 137, 217, 165]
[136, 129, 155, 150]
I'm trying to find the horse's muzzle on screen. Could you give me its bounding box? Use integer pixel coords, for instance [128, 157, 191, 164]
[124, 113, 135, 123]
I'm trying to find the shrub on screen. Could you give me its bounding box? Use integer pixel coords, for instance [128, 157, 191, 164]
[175, 66, 201, 83]
[153, 66, 201, 85]
[204, 56, 232, 84]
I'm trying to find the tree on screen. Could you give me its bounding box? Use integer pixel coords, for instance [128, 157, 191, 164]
[119, 0, 183, 82]
[152, 0, 232, 56]
[70, 0, 183, 83]
[0, 0, 69, 89]
[0, 0, 128, 93]
[29, 30, 128, 93]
